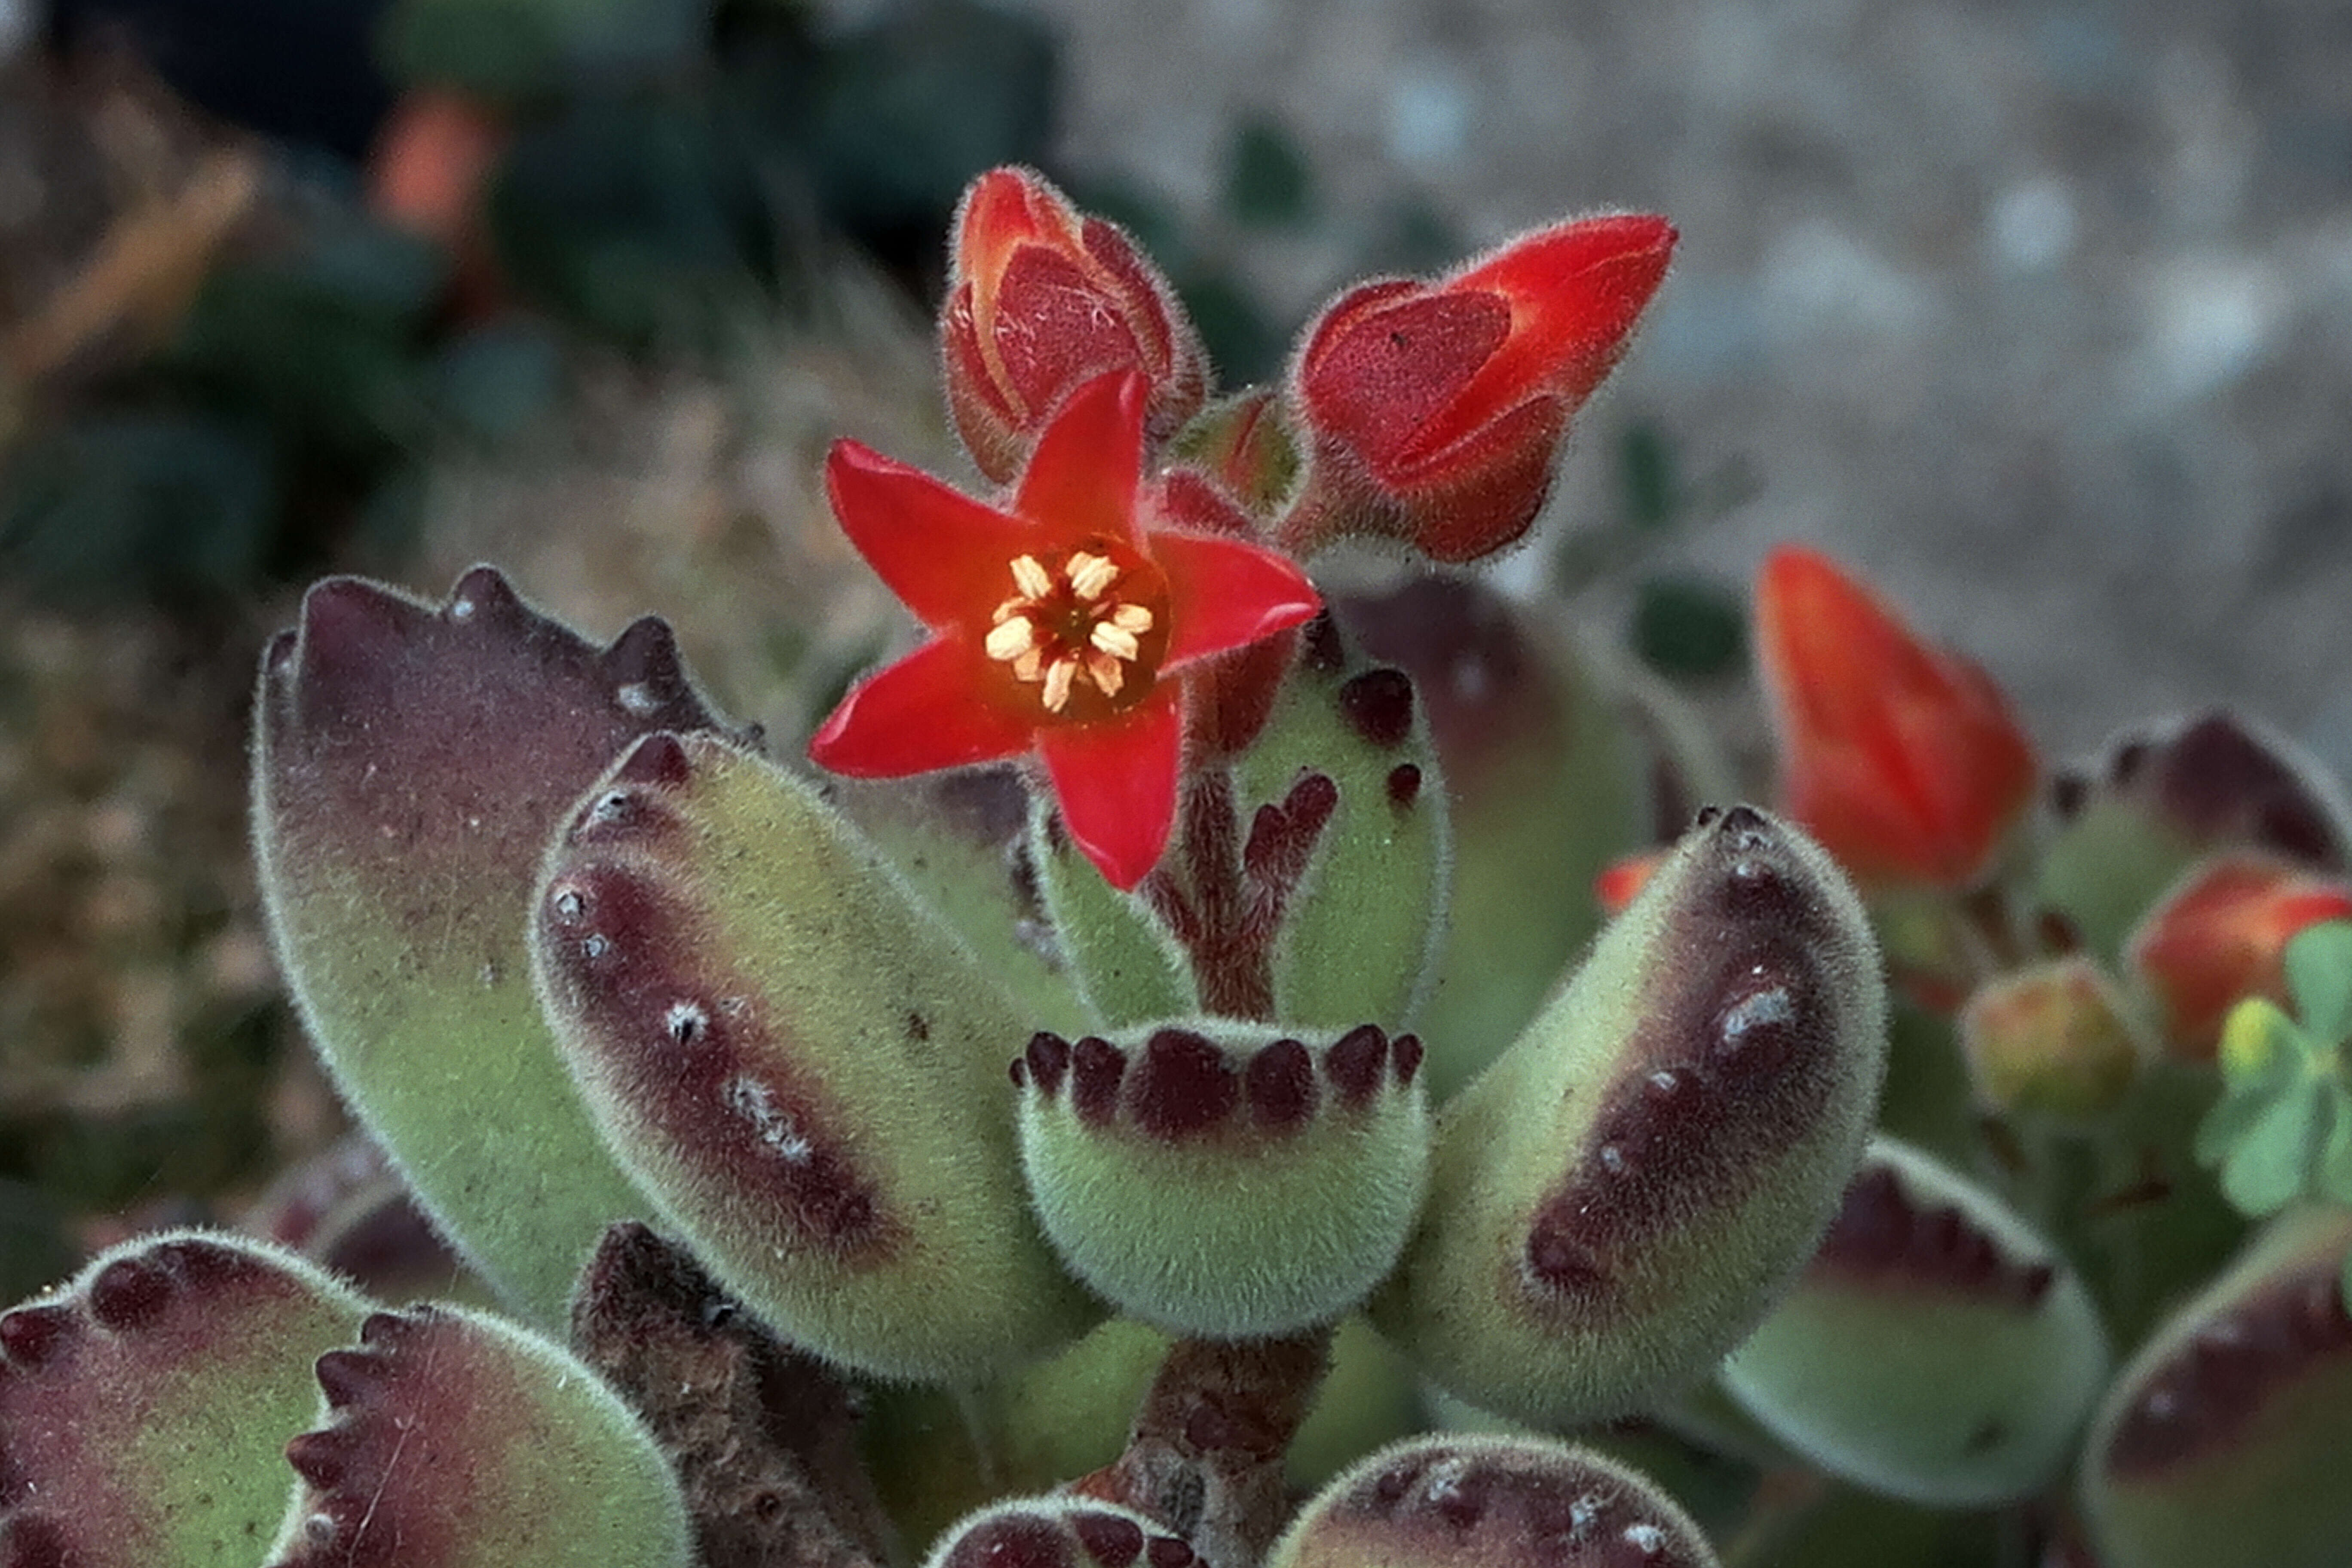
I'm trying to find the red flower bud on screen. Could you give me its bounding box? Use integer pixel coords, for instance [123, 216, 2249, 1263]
[1755, 546, 2037, 889]
[940, 167, 1210, 484]
[1594, 849, 1664, 915]
[1287, 213, 1674, 563]
[2125, 851, 2352, 1060]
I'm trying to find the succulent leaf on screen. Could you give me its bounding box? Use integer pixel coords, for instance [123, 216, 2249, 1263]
[253, 567, 753, 1323]
[1372, 805, 1886, 1426]
[1231, 629, 1450, 1033]
[1268, 1433, 1720, 1568]
[923, 1498, 1200, 1568]
[2082, 1207, 2352, 1568]
[1032, 797, 1198, 1027]
[266, 1302, 692, 1568]
[1718, 1137, 2111, 1506]
[1338, 579, 1650, 1096]
[1016, 1020, 1430, 1338]
[0, 1231, 370, 1568]
[532, 729, 1099, 1382]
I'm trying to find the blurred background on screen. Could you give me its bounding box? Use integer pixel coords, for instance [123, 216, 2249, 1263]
[0, 0, 2347, 1285]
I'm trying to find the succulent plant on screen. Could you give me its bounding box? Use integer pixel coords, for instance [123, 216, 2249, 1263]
[18, 160, 2352, 1568]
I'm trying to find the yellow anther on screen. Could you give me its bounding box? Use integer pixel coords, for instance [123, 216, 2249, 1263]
[1041, 657, 1078, 713]
[1108, 603, 1155, 634]
[1012, 649, 1044, 682]
[1066, 551, 1120, 600]
[1090, 621, 1141, 661]
[985, 616, 1039, 662]
[1011, 554, 1054, 600]
[1089, 652, 1127, 696]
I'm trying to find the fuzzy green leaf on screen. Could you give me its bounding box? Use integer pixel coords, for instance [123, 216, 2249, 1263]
[2285, 919, 2352, 1044]
[1031, 799, 1195, 1028]
[254, 568, 751, 1325]
[2221, 1079, 2330, 1217]
[0, 1232, 371, 1568]
[532, 731, 1099, 1382]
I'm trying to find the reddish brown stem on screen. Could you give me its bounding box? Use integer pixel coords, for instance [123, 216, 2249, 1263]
[1072, 1328, 1333, 1568]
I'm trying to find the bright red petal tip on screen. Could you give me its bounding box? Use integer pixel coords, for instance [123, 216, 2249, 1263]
[1152, 529, 1323, 668]
[1013, 370, 1147, 545]
[807, 637, 1035, 777]
[824, 442, 1041, 629]
[1038, 693, 1184, 890]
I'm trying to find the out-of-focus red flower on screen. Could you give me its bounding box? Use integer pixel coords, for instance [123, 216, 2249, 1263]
[1288, 214, 1675, 563]
[1755, 546, 2037, 889]
[2126, 851, 2352, 1060]
[808, 372, 1320, 890]
[366, 89, 509, 318]
[940, 167, 1209, 485]
[1594, 850, 1664, 915]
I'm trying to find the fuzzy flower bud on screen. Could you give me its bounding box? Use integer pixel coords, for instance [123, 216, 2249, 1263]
[941, 166, 1210, 483]
[1286, 214, 1674, 563]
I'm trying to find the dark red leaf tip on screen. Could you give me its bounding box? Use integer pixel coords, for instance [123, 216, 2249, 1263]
[86, 1256, 172, 1332]
[1025, 1032, 1072, 1096]
[1390, 1032, 1424, 1084]
[944, 1516, 1071, 1568]
[0, 1305, 76, 1369]
[1338, 667, 1417, 749]
[1246, 1038, 1317, 1129]
[446, 564, 525, 626]
[1326, 1023, 1390, 1105]
[1816, 1163, 2058, 1311]
[285, 1426, 356, 1490]
[1132, 1029, 1241, 1140]
[614, 732, 694, 790]
[1145, 1538, 1194, 1568]
[0, 1511, 70, 1568]
[1386, 762, 1423, 809]
[314, 1348, 392, 1407]
[295, 577, 418, 680]
[1071, 1036, 1126, 1124]
[1071, 1511, 1146, 1568]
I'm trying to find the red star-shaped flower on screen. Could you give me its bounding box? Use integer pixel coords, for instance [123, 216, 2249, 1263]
[809, 371, 1323, 890]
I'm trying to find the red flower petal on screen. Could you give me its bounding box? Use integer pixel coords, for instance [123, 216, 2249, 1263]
[807, 637, 1034, 777]
[1038, 692, 1183, 890]
[1755, 545, 2037, 888]
[824, 442, 1041, 629]
[1416, 214, 1675, 467]
[1014, 370, 1147, 547]
[1152, 528, 1323, 669]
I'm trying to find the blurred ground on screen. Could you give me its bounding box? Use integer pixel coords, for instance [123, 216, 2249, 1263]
[1014, 0, 2352, 774]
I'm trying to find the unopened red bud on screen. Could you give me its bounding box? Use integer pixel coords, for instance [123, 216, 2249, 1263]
[941, 167, 1209, 483]
[2125, 852, 2352, 1060]
[1286, 214, 1673, 563]
[1960, 957, 2145, 1117]
[1755, 546, 2037, 890]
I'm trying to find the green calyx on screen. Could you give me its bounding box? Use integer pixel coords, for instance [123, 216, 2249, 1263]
[531, 729, 1098, 1383]
[1016, 1019, 1431, 1338]
[1373, 805, 1886, 1426]
[1719, 1136, 2111, 1506]
[1268, 1433, 1721, 1568]
[0, 1231, 371, 1568]
[253, 567, 752, 1325]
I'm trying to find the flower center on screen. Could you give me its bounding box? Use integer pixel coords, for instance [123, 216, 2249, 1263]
[983, 540, 1167, 719]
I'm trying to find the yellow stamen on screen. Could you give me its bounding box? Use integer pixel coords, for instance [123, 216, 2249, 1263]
[1011, 554, 1054, 600]
[1066, 551, 1119, 600]
[1089, 652, 1126, 696]
[1012, 649, 1044, 682]
[1109, 603, 1154, 634]
[985, 616, 1038, 661]
[1041, 657, 1078, 713]
[1090, 621, 1141, 660]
